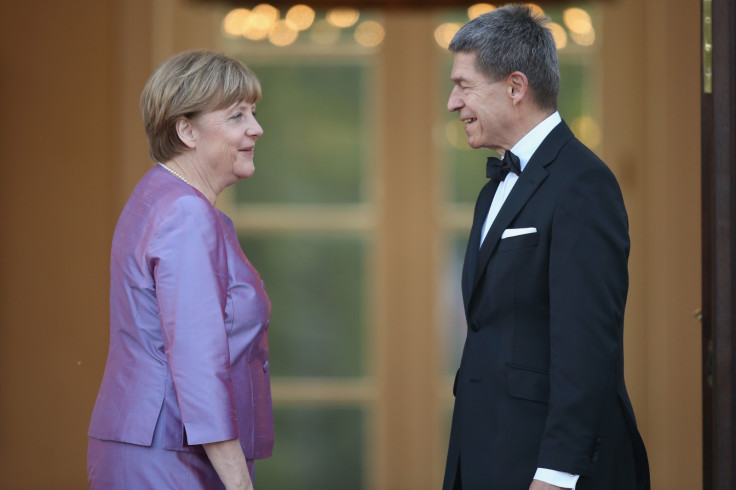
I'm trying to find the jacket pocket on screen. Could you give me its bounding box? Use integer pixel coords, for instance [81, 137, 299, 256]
[496, 231, 539, 252]
[506, 363, 550, 404]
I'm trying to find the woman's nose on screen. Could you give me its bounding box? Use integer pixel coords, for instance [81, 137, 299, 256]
[247, 119, 263, 138]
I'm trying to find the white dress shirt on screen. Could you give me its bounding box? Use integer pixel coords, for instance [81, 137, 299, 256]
[480, 111, 562, 246]
[479, 112, 580, 490]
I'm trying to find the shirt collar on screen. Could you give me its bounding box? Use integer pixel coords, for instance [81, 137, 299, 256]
[510, 111, 562, 171]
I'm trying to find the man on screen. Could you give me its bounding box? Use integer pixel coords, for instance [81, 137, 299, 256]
[442, 5, 649, 490]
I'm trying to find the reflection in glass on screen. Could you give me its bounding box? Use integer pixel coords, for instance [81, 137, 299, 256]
[255, 406, 365, 489]
[239, 233, 366, 377]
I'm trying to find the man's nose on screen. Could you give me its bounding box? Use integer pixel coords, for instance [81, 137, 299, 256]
[447, 87, 463, 112]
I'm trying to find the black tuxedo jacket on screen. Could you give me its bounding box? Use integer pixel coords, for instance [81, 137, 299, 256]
[442, 122, 649, 490]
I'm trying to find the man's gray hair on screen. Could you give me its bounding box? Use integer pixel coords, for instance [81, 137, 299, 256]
[449, 4, 560, 111]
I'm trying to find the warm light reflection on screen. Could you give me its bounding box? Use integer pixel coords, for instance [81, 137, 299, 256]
[285, 4, 315, 31]
[253, 3, 280, 21]
[563, 7, 592, 34]
[222, 8, 251, 37]
[310, 19, 341, 45]
[571, 116, 601, 149]
[242, 4, 280, 40]
[570, 29, 595, 46]
[243, 20, 271, 40]
[467, 3, 496, 20]
[326, 8, 360, 28]
[434, 22, 463, 49]
[547, 22, 567, 50]
[269, 20, 299, 46]
[524, 3, 545, 17]
[354, 20, 385, 47]
[445, 120, 471, 151]
[564, 8, 595, 47]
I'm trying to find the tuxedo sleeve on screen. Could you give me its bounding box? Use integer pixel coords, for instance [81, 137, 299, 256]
[538, 164, 630, 475]
[150, 194, 238, 445]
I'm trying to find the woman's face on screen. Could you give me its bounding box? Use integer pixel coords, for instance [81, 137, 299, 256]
[190, 100, 263, 185]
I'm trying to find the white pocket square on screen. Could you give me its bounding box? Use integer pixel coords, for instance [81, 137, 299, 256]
[501, 227, 537, 239]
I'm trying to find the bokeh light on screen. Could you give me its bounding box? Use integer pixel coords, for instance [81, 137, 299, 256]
[547, 22, 568, 50]
[563, 8, 592, 34]
[326, 8, 360, 28]
[564, 8, 595, 47]
[570, 29, 595, 47]
[222, 8, 251, 37]
[467, 3, 496, 20]
[354, 20, 385, 48]
[434, 22, 463, 49]
[285, 4, 315, 31]
[269, 19, 299, 46]
[242, 4, 280, 41]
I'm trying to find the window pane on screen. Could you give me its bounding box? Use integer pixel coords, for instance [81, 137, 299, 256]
[238, 233, 366, 377]
[255, 406, 365, 489]
[232, 62, 371, 204]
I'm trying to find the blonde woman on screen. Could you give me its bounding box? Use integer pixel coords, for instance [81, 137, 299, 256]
[88, 50, 273, 490]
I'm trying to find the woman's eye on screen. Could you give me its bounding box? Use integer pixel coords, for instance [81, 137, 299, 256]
[231, 113, 243, 120]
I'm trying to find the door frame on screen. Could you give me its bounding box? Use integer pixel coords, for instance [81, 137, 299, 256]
[701, 0, 736, 489]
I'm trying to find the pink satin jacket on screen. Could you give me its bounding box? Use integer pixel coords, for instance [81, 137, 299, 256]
[88, 166, 274, 459]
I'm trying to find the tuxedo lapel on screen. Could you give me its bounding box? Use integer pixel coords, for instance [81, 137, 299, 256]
[469, 121, 575, 297]
[462, 180, 499, 311]
[471, 163, 547, 291]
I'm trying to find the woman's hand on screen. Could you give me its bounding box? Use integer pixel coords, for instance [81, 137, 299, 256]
[203, 439, 253, 490]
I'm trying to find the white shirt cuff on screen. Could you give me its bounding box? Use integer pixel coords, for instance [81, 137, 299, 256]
[534, 468, 579, 489]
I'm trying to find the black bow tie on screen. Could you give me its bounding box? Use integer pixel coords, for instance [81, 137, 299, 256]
[486, 150, 521, 181]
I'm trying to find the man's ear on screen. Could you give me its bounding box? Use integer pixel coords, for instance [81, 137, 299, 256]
[507, 71, 529, 105]
[176, 117, 197, 149]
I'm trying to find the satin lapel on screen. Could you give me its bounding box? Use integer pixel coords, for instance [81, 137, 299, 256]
[470, 121, 575, 295]
[471, 163, 548, 291]
[462, 180, 499, 312]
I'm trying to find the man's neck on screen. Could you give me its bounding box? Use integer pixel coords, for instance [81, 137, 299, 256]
[508, 109, 556, 150]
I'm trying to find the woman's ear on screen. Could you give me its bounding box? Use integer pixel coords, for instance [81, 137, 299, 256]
[507, 71, 529, 105]
[175, 117, 197, 149]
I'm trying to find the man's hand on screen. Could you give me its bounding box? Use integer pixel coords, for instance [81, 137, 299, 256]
[529, 479, 571, 490]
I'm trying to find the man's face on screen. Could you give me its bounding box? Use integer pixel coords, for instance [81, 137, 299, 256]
[447, 51, 512, 152]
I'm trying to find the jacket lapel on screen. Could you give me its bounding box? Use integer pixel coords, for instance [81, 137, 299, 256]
[469, 121, 575, 298]
[462, 180, 499, 311]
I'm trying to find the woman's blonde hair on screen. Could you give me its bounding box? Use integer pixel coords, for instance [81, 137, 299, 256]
[140, 50, 262, 163]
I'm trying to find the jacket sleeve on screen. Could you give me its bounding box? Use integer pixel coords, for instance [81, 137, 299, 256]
[538, 164, 630, 475]
[150, 194, 238, 446]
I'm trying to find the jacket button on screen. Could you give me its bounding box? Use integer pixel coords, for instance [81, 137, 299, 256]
[471, 321, 480, 332]
[263, 361, 269, 372]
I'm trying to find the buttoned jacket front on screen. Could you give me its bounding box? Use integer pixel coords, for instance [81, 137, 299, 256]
[443, 122, 649, 490]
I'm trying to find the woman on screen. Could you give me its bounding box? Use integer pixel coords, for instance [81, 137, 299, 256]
[87, 50, 273, 490]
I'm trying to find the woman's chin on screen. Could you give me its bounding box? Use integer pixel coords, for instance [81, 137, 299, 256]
[233, 162, 256, 180]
